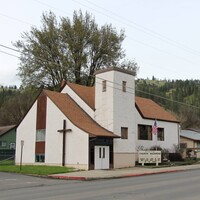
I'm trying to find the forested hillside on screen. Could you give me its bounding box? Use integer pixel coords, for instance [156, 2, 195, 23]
[0, 86, 39, 126]
[136, 78, 200, 129]
[1, 78, 200, 128]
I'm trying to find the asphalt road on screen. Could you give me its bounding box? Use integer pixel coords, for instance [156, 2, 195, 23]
[1, 169, 200, 200]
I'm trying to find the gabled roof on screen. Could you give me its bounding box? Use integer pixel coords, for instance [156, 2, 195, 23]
[0, 125, 16, 137]
[135, 96, 178, 123]
[64, 82, 178, 123]
[44, 90, 118, 138]
[67, 82, 95, 110]
[180, 129, 200, 141]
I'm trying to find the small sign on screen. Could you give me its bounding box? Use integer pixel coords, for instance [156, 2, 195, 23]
[139, 151, 161, 166]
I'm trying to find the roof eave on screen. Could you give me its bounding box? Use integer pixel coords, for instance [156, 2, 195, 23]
[180, 135, 200, 141]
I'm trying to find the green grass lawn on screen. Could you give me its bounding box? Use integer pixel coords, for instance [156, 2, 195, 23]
[0, 165, 74, 175]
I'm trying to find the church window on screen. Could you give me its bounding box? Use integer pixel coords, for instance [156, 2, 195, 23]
[122, 81, 126, 92]
[121, 127, 128, 139]
[138, 125, 152, 140]
[102, 80, 107, 92]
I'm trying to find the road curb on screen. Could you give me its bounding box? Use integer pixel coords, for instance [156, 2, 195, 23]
[123, 169, 184, 178]
[49, 169, 185, 181]
[49, 175, 87, 181]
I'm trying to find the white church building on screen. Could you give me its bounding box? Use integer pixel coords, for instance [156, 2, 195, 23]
[15, 67, 179, 170]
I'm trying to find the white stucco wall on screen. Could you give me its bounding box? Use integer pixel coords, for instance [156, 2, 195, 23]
[95, 71, 114, 131]
[61, 85, 94, 118]
[113, 71, 136, 153]
[45, 98, 89, 170]
[15, 102, 37, 165]
[16, 96, 89, 170]
[135, 109, 179, 152]
[95, 69, 136, 155]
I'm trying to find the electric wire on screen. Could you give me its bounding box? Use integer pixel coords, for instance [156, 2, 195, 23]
[0, 0, 197, 66]
[0, 50, 19, 58]
[32, 0, 72, 16]
[0, 12, 33, 26]
[73, 0, 200, 56]
[1, 43, 200, 111]
[1, 1, 200, 72]
[31, 0, 200, 69]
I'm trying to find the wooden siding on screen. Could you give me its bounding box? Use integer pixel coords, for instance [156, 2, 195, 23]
[35, 141, 45, 154]
[36, 94, 47, 130]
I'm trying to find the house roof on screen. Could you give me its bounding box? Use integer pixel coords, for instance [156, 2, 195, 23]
[65, 82, 178, 123]
[180, 129, 200, 141]
[44, 90, 119, 138]
[135, 96, 179, 123]
[67, 82, 95, 110]
[0, 125, 16, 137]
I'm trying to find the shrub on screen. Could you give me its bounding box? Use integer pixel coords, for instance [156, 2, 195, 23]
[169, 153, 184, 161]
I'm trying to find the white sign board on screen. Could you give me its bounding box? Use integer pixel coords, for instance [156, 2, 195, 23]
[139, 151, 161, 166]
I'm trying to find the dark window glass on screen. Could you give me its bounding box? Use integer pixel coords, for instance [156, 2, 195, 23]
[102, 80, 106, 92]
[138, 125, 152, 140]
[121, 127, 128, 139]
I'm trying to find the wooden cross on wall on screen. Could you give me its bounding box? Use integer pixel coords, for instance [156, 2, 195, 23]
[57, 120, 72, 166]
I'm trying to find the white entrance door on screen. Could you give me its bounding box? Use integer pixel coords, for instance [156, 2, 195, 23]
[94, 146, 109, 169]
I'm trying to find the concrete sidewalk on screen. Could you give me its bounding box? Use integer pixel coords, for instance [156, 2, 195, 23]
[49, 164, 200, 181]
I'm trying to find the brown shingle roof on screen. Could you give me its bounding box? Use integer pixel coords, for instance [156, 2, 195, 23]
[44, 90, 118, 138]
[65, 82, 178, 123]
[135, 96, 178, 123]
[67, 82, 95, 110]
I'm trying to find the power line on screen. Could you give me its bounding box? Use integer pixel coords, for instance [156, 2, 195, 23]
[0, 39, 200, 84]
[1, 30, 200, 69]
[135, 88, 200, 110]
[0, 44, 20, 53]
[1, 2, 200, 71]
[30, 0, 200, 65]
[0, 50, 19, 58]
[31, 0, 200, 69]
[0, 12, 33, 26]
[127, 37, 200, 67]
[75, 0, 200, 57]
[1, 43, 200, 111]
[32, 0, 72, 16]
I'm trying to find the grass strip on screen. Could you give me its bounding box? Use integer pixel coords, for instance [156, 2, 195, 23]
[0, 165, 74, 175]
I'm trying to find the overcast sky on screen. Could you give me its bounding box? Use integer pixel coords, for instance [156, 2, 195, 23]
[1, 0, 200, 87]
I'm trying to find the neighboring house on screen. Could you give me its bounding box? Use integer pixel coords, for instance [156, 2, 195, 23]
[15, 67, 179, 170]
[180, 129, 200, 158]
[0, 125, 16, 150]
